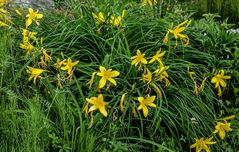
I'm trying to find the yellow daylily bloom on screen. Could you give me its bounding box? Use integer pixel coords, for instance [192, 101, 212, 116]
[154, 64, 170, 87]
[190, 137, 216, 152]
[154, 64, 169, 76]
[26, 66, 46, 84]
[131, 49, 147, 68]
[0, 8, 7, 16]
[54, 58, 66, 69]
[149, 49, 166, 64]
[26, 8, 43, 27]
[40, 48, 52, 65]
[137, 95, 156, 117]
[97, 66, 120, 89]
[0, 0, 7, 6]
[0, 20, 7, 27]
[211, 70, 231, 96]
[92, 12, 106, 25]
[22, 29, 37, 42]
[20, 41, 35, 54]
[60, 58, 79, 75]
[142, 0, 157, 6]
[142, 68, 152, 84]
[213, 121, 232, 140]
[164, 20, 191, 48]
[86, 94, 108, 117]
[211, 70, 231, 88]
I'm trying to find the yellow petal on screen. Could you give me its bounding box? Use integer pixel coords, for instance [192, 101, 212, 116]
[147, 103, 156, 108]
[99, 106, 108, 117]
[98, 77, 106, 88]
[219, 130, 226, 140]
[108, 78, 117, 86]
[111, 71, 120, 77]
[88, 105, 96, 113]
[26, 18, 32, 27]
[142, 106, 149, 117]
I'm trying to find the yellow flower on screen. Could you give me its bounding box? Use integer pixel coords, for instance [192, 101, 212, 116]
[110, 10, 125, 28]
[199, 76, 209, 92]
[137, 95, 156, 117]
[26, 66, 46, 84]
[211, 70, 231, 96]
[0, 8, 7, 16]
[131, 49, 147, 67]
[154, 64, 170, 87]
[20, 41, 35, 54]
[142, 0, 157, 6]
[164, 20, 191, 48]
[40, 48, 52, 65]
[0, 20, 8, 27]
[142, 68, 152, 84]
[92, 12, 106, 25]
[54, 58, 66, 69]
[97, 66, 120, 89]
[22, 29, 37, 42]
[26, 8, 43, 27]
[213, 121, 232, 140]
[60, 58, 79, 75]
[190, 137, 216, 152]
[149, 49, 166, 64]
[0, 0, 7, 6]
[86, 94, 108, 117]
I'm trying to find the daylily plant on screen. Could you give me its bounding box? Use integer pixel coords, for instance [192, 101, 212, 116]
[211, 69, 231, 96]
[26, 8, 43, 27]
[60, 58, 79, 75]
[97, 66, 120, 89]
[213, 121, 232, 140]
[131, 49, 147, 68]
[164, 20, 191, 48]
[190, 137, 216, 152]
[137, 95, 156, 117]
[149, 49, 166, 65]
[26, 66, 46, 84]
[86, 94, 108, 117]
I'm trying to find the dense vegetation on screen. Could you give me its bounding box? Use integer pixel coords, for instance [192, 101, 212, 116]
[0, 0, 238, 151]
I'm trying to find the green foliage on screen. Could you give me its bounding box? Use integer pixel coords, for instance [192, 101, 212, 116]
[0, 0, 238, 152]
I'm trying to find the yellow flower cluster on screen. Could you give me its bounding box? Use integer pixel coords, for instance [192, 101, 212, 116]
[92, 10, 126, 30]
[15, 8, 79, 84]
[131, 49, 170, 88]
[85, 49, 169, 118]
[190, 115, 234, 152]
[0, 0, 11, 27]
[187, 69, 230, 97]
[129, 48, 170, 117]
